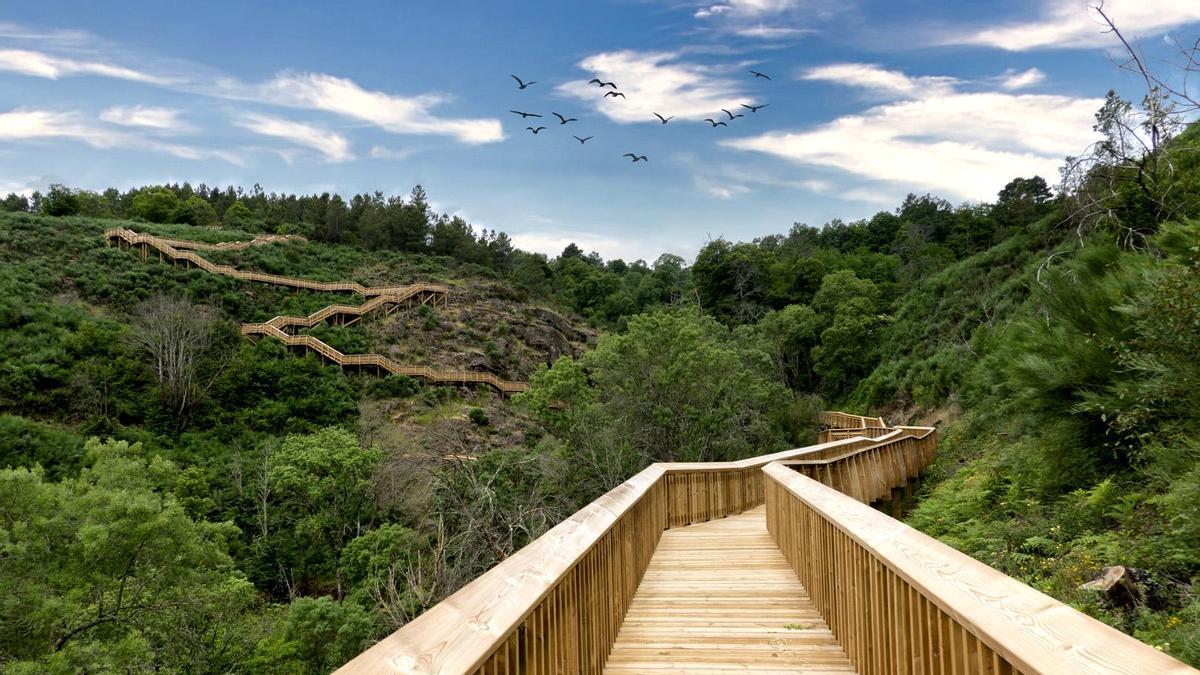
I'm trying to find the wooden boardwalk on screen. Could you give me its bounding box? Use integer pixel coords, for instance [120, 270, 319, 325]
[606, 506, 855, 674]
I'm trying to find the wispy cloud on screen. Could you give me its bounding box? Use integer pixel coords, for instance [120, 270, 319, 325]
[369, 145, 413, 161]
[725, 66, 1101, 201]
[0, 108, 243, 164]
[947, 0, 1200, 51]
[0, 36, 504, 148]
[0, 47, 170, 84]
[233, 72, 504, 145]
[690, 0, 842, 40]
[558, 51, 755, 124]
[100, 105, 191, 131]
[235, 112, 352, 163]
[800, 63, 957, 98]
[998, 67, 1046, 90]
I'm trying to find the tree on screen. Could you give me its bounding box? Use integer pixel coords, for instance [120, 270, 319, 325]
[1, 192, 29, 212]
[40, 184, 82, 216]
[994, 176, 1053, 232]
[519, 307, 791, 502]
[263, 427, 382, 599]
[753, 304, 822, 390]
[223, 200, 255, 228]
[130, 188, 181, 223]
[0, 439, 261, 672]
[125, 295, 232, 427]
[177, 195, 219, 226]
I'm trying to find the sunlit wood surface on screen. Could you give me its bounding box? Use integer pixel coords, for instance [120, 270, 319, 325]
[606, 506, 855, 674]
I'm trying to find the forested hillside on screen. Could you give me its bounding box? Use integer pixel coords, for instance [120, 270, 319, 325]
[4, 101, 1200, 670]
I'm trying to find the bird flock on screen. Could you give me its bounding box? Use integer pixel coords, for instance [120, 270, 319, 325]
[507, 70, 773, 163]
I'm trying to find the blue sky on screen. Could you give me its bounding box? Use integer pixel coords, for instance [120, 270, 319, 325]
[2, 1, 1199, 261]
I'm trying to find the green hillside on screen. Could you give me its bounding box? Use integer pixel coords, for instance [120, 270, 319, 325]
[3, 119, 1200, 670]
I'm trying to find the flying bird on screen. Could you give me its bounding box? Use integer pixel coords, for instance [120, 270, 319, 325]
[526, 126, 547, 134]
[511, 74, 536, 89]
[623, 153, 648, 162]
[749, 70, 771, 80]
[573, 135, 593, 144]
[653, 113, 674, 124]
[552, 113, 578, 124]
[704, 118, 728, 127]
[720, 108, 744, 120]
[604, 91, 626, 99]
[588, 79, 618, 89]
[510, 110, 542, 118]
[741, 103, 770, 113]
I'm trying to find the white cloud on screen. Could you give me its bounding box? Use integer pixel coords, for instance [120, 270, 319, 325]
[235, 112, 353, 163]
[725, 69, 1102, 201]
[801, 63, 957, 98]
[0, 108, 243, 164]
[557, 51, 755, 124]
[998, 67, 1046, 90]
[733, 26, 809, 39]
[949, 0, 1200, 51]
[0, 48, 169, 84]
[241, 72, 504, 145]
[0, 41, 504, 147]
[369, 145, 413, 160]
[512, 229, 683, 263]
[100, 105, 190, 131]
[695, 0, 801, 19]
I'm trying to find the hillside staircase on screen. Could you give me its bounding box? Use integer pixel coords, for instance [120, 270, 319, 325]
[104, 228, 528, 393]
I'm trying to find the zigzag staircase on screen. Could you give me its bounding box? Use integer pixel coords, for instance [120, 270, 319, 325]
[105, 228, 529, 394]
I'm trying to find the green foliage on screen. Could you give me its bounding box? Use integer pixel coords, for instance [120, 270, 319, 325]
[468, 407, 490, 426]
[519, 306, 794, 506]
[0, 439, 262, 672]
[130, 188, 183, 223]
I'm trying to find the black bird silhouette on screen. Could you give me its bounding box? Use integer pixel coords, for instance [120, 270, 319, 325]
[749, 70, 771, 80]
[623, 153, 648, 162]
[573, 135, 594, 144]
[653, 113, 674, 124]
[603, 91, 626, 99]
[511, 74, 536, 89]
[526, 126, 546, 134]
[552, 112, 578, 124]
[721, 108, 744, 120]
[510, 110, 542, 118]
[588, 78, 618, 88]
[704, 118, 728, 127]
[741, 103, 770, 113]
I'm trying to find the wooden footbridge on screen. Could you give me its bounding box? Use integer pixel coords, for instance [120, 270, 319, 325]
[105, 228, 528, 393]
[339, 412, 1196, 675]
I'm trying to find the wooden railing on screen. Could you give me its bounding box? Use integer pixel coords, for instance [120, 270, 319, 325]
[784, 426, 937, 505]
[263, 286, 448, 333]
[105, 227, 426, 296]
[764, 464, 1194, 674]
[337, 425, 922, 674]
[241, 324, 529, 394]
[819, 425, 894, 443]
[106, 228, 529, 393]
[819, 410, 887, 429]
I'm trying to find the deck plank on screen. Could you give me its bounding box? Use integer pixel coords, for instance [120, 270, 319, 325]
[605, 506, 856, 674]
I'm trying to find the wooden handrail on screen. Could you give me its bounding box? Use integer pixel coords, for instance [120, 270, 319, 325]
[337, 431, 912, 674]
[106, 228, 529, 393]
[764, 463, 1195, 675]
[241, 324, 529, 394]
[820, 410, 887, 429]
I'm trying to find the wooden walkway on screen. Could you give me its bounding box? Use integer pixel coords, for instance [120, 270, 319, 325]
[606, 506, 855, 674]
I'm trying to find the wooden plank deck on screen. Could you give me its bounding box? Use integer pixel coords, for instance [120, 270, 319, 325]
[605, 506, 856, 674]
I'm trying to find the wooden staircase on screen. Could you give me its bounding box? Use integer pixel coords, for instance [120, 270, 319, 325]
[105, 228, 529, 394]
